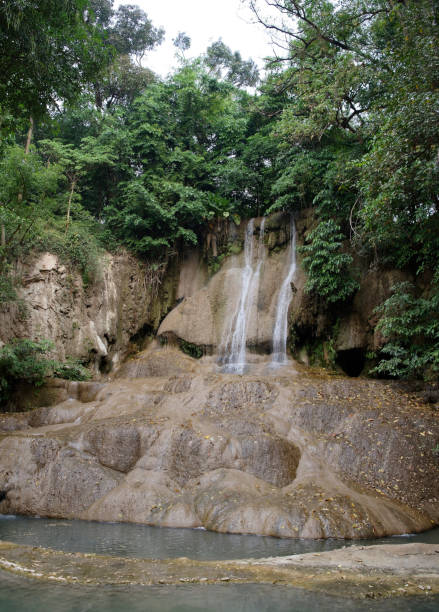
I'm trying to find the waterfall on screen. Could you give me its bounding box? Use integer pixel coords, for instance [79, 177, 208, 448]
[221, 218, 265, 374]
[271, 217, 297, 366]
[249, 217, 266, 313]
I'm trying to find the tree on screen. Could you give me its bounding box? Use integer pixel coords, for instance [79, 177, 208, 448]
[0, 339, 89, 407]
[93, 55, 156, 110]
[250, 0, 439, 378]
[102, 62, 258, 256]
[89, 2, 164, 110]
[0, 145, 61, 254]
[107, 3, 164, 64]
[300, 219, 359, 304]
[0, 0, 113, 120]
[173, 32, 191, 54]
[204, 40, 260, 87]
[372, 281, 439, 381]
[39, 139, 115, 232]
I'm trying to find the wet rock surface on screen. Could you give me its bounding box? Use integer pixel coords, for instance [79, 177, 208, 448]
[0, 540, 438, 600]
[0, 347, 437, 539]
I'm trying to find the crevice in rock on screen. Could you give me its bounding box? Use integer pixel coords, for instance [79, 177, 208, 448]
[130, 323, 154, 349]
[336, 348, 366, 377]
[104, 333, 116, 346]
[99, 355, 112, 374]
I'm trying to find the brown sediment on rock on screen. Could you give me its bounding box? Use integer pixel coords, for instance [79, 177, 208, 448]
[0, 540, 438, 600]
[0, 349, 437, 539]
[0, 251, 179, 395]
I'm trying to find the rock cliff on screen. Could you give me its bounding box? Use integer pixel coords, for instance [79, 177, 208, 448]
[0, 211, 417, 379]
[0, 347, 437, 538]
[0, 251, 177, 374]
[0, 214, 437, 540]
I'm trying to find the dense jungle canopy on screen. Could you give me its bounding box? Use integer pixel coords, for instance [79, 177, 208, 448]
[0, 0, 438, 381]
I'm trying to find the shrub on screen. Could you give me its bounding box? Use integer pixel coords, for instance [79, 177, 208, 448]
[372, 282, 439, 381]
[37, 225, 102, 287]
[299, 219, 359, 303]
[0, 271, 17, 304]
[0, 338, 90, 405]
[178, 338, 203, 359]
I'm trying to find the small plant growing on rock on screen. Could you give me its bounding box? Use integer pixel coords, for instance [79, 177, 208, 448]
[0, 338, 90, 406]
[300, 219, 359, 303]
[178, 338, 203, 359]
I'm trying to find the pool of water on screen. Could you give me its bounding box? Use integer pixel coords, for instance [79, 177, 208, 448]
[0, 515, 438, 560]
[1, 517, 438, 612]
[0, 572, 437, 612]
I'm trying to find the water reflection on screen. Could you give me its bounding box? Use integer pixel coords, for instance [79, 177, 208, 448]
[0, 515, 438, 561]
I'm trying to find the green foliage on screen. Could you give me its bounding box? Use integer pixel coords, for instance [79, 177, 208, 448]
[106, 3, 164, 60]
[372, 282, 439, 381]
[0, 0, 113, 119]
[0, 142, 104, 285]
[307, 339, 337, 370]
[53, 358, 91, 381]
[101, 62, 259, 256]
[178, 339, 203, 359]
[0, 339, 90, 405]
[298, 320, 340, 370]
[0, 265, 17, 304]
[38, 225, 102, 287]
[204, 40, 259, 87]
[0, 144, 62, 241]
[300, 219, 359, 303]
[173, 32, 191, 54]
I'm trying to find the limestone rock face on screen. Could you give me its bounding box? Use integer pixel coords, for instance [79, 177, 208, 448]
[0, 347, 437, 539]
[158, 211, 411, 365]
[158, 216, 294, 354]
[0, 251, 176, 374]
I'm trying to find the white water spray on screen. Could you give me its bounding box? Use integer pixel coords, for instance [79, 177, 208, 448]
[221, 218, 265, 374]
[271, 218, 297, 365]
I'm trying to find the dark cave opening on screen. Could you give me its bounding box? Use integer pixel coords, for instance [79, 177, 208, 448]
[130, 323, 154, 348]
[99, 355, 112, 374]
[336, 348, 366, 377]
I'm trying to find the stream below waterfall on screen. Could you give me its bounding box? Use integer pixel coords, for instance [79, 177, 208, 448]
[0, 517, 438, 611]
[1, 575, 438, 612]
[1, 516, 439, 560]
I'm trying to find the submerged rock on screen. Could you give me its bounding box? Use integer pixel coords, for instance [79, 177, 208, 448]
[0, 540, 438, 599]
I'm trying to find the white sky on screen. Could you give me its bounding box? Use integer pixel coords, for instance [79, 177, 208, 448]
[117, 0, 277, 76]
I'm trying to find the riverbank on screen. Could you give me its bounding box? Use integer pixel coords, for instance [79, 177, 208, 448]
[0, 540, 438, 600]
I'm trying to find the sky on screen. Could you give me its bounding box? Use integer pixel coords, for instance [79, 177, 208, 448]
[117, 0, 278, 76]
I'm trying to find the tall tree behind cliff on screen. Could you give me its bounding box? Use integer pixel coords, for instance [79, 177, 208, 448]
[0, 0, 114, 121]
[248, 0, 439, 272]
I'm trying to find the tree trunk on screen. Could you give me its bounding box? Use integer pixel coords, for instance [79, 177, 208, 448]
[24, 117, 34, 155]
[65, 178, 76, 234]
[17, 117, 34, 203]
[1, 223, 5, 248]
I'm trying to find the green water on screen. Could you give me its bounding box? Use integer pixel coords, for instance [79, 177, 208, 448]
[0, 517, 438, 611]
[0, 574, 438, 612]
[1, 516, 438, 560]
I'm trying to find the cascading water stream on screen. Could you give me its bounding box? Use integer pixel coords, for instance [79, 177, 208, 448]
[248, 217, 266, 317]
[221, 218, 265, 374]
[271, 217, 297, 366]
